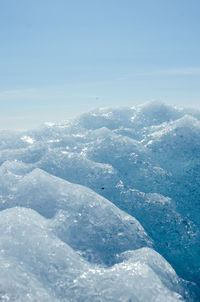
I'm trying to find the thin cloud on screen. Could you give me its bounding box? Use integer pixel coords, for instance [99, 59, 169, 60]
[147, 68, 200, 76]
[117, 67, 200, 81]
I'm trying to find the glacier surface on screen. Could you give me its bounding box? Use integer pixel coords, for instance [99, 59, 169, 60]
[0, 101, 200, 301]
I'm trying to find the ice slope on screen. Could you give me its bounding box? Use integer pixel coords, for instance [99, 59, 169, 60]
[117, 188, 200, 284]
[0, 101, 200, 301]
[143, 114, 200, 230]
[0, 166, 152, 265]
[0, 207, 194, 302]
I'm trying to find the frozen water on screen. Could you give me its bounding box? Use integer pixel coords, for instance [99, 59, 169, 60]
[0, 167, 152, 264]
[0, 101, 200, 301]
[0, 207, 195, 301]
[116, 188, 200, 284]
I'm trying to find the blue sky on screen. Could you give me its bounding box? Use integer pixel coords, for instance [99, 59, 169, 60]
[0, 0, 200, 129]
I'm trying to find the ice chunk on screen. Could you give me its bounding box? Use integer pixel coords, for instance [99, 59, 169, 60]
[0, 207, 87, 302]
[0, 168, 152, 264]
[38, 149, 119, 195]
[76, 107, 135, 130]
[131, 100, 183, 127]
[0, 207, 192, 302]
[116, 188, 200, 284]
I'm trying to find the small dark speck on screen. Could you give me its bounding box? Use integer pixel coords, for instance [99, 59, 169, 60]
[101, 187, 105, 190]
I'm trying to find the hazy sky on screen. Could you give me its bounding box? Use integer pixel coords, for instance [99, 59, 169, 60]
[0, 0, 200, 129]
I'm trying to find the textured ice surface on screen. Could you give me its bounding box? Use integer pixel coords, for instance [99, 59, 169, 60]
[0, 101, 200, 301]
[0, 207, 194, 301]
[0, 167, 152, 264]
